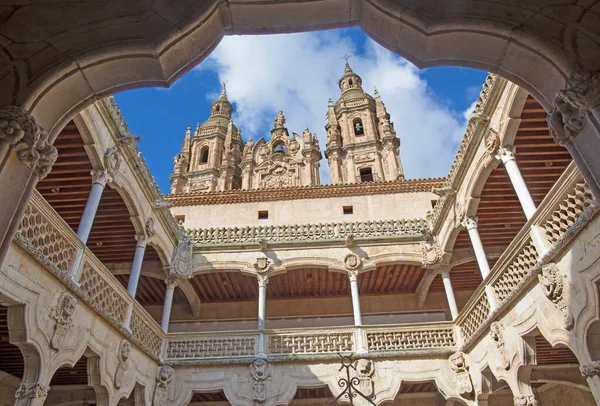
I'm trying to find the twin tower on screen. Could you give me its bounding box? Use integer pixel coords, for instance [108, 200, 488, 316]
[170, 64, 404, 194]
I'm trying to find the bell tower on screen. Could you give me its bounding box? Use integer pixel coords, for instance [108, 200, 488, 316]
[170, 86, 244, 194]
[325, 63, 404, 184]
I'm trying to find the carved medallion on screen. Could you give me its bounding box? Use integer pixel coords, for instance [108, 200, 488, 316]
[355, 358, 375, 398]
[49, 292, 78, 350]
[254, 257, 270, 274]
[104, 146, 122, 177]
[344, 253, 361, 271]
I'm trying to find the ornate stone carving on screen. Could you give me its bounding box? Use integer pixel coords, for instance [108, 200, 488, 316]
[49, 292, 78, 350]
[152, 365, 174, 406]
[345, 234, 355, 248]
[145, 217, 156, 239]
[558, 71, 600, 111]
[449, 351, 473, 396]
[431, 185, 455, 197]
[91, 169, 112, 186]
[355, 358, 375, 397]
[254, 257, 271, 274]
[485, 128, 500, 155]
[15, 383, 49, 400]
[274, 111, 286, 128]
[420, 232, 442, 268]
[259, 239, 268, 252]
[579, 361, 600, 378]
[104, 146, 122, 177]
[263, 165, 293, 189]
[249, 358, 271, 403]
[0, 105, 58, 178]
[547, 95, 586, 146]
[538, 263, 573, 330]
[514, 395, 538, 406]
[460, 216, 478, 230]
[288, 139, 300, 154]
[114, 340, 132, 389]
[170, 230, 193, 279]
[490, 321, 510, 370]
[344, 253, 361, 271]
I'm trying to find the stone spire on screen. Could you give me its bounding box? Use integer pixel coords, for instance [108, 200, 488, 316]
[210, 84, 232, 118]
[338, 62, 363, 94]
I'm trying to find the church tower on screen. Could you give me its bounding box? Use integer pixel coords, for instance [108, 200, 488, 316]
[325, 63, 404, 184]
[240, 111, 322, 189]
[170, 87, 244, 193]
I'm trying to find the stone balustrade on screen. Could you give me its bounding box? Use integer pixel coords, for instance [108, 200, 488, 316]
[187, 218, 427, 246]
[14, 190, 165, 359]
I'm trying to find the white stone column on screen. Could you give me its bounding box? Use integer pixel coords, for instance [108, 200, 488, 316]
[495, 146, 536, 219]
[127, 234, 148, 297]
[160, 277, 178, 333]
[348, 271, 367, 355]
[580, 362, 600, 405]
[77, 169, 111, 244]
[440, 269, 459, 320]
[461, 217, 498, 309]
[257, 274, 268, 358]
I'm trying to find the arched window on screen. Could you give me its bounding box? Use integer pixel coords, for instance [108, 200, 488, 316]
[215, 105, 220, 112]
[353, 118, 364, 136]
[348, 79, 353, 86]
[200, 146, 209, 164]
[360, 167, 373, 182]
[273, 142, 286, 154]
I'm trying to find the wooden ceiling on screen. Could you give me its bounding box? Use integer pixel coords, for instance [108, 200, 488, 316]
[454, 96, 572, 252]
[535, 335, 579, 365]
[0, 306, 23, 379]
[294, 387, 334, 399]
[49, 356, 88, 386]
[429, 260, 499, 293]
[190, 391, 228, 402]
[116, 273, 187, 306]
[36, 120, 160, 264]
[397, 381, 438, 394]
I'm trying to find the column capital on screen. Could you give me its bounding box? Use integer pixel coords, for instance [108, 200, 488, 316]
[494, 145, 515, 163]
[547, 95, 586, 147]
[513, 394, 538, 406]
[257, 274, 269, 287]
[580, 361, 600, 378]
[460, 216, 478, 230]
[558, 70, 600, 111]
[165, 276, 180, 289]
[91, 169, 112, 186]
[0, 105, 58, 179]
[439, 267, 451, 278]
[135, 234, 149, 248]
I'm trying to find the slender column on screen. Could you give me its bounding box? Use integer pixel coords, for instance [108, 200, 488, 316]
[495, 146, 536, 219]
[440, 269, 459, 320]
[77, 169, 111, 244]
[257, 274, 268, 358]
[461, 217, 498, 308]
[348, 271, 367, 355]
[127, 234, 148, 297]
[160, 277, 178, 333]
[580, 362, 600, 405]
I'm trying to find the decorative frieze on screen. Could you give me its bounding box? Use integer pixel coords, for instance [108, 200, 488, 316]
[449, 351, 473, 397]
[114, 340, 132, 389]
[538, 263, 573, 330]
[49, 291, 78, 350]
[490, 322, 510, 370]
[187, 218, 427, 245]
[153, 365, 174, 406]
[15, 382, 49, 400]
[514, 394, 538, 406]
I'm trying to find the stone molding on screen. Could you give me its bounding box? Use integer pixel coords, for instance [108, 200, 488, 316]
[165, 177, 444, 206]
[0, 105, 58, 179]
[187, 218, 427, 246]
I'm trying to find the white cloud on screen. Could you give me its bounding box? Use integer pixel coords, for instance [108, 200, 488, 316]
[200, 31, 477, 182]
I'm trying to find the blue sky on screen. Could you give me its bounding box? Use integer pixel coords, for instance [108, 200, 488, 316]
[114, 28, 487, 193]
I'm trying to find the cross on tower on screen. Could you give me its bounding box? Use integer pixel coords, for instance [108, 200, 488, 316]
[222, 80, 228, 93]
[341, 53, 351, 64]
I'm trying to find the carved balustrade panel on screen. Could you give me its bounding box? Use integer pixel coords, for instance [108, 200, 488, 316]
[130, 306, 164, 358]
[458, 291, 491, 342]
[543, 182, 595, 245]
[16, 195, 78, 276]
[78, 258, 130, 325]
[165, 334, 257, 359]
[267, 330, 354, 354]
[187, 218, 427, 245]
[491, 240, 538, 303]
[365, 325, 456, 351]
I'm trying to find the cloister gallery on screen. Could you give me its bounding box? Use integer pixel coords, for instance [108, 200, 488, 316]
[1, 1, 600, 405]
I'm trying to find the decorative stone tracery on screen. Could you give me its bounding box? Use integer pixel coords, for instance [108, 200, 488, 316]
[49, 291, 78, 350]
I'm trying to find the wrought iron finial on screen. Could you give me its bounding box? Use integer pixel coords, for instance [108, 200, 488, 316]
[328, 353, 376, 406]
[342, 53, 352, 64]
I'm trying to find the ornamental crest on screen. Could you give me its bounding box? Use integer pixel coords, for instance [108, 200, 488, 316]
[288, 140, 300, 154]
[170, 231, 193, 279]
[49, 292, 78, 350]
[355, 358, 375, 398]
[344, 253, 362, 271]
[153, 365, 174, 406]
[254, 257, 270, 274]
[420, 233, 443, 268]
[449, 351, 473, 397]
[538, 263, 573, 330]
[114, 341, 131, 389]
[104, 146, 122, 177]
[249, 358, 271, 403]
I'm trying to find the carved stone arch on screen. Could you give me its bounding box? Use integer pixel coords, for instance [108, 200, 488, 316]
[275, 257, 347, 275]
[85, 347, 111, 406]
[364, 252, 424, 268]
[475, 364, 504, 403]
[118, 381, 148, 406]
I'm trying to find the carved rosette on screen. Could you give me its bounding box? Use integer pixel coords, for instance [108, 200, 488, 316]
[513, 394, 538, 406]
[250, 358, 271, 403]
[49, 292, 78, 350]
[0, 105, 58, 179]
[153, 365, 174, 406]
[490, 321, 510, 370]
[254, 257, 271, 274]
[449, 351, 473, 397]
[538, 263, 573, 330]
[114, 340, 132, 389]
[344, 253, 362, 271]
[15, 383, 49, 400]
[580, 361, 600, 378]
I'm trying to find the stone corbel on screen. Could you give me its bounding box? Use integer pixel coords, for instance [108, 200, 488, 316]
[153, 365, 174, 406]
[547, 95, 586, 147]
[558, 71, 600, 112]
[537, 263, 573, 330]
[15, 382, 49, 400]
[0, 105, 58, 179]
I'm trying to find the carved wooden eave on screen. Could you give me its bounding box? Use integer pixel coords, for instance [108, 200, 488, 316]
[165, 177, 444, 206]
[96, 97, 181, 243]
